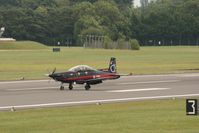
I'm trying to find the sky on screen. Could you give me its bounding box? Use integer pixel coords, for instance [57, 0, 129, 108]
[134, 0, 141, 7]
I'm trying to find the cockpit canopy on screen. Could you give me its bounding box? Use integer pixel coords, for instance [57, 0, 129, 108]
[68, 65, 96, 72]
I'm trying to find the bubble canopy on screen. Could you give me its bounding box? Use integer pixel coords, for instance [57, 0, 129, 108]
[68, 65, 96, 72]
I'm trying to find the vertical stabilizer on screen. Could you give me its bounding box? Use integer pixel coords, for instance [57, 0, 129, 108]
[108, 57, 117, 73]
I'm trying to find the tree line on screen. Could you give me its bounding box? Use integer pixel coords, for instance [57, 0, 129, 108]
[0, 0, 199, 46]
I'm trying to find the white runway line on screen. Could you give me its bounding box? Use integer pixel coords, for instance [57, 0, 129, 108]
[0, 80, 49, 84]
[178, 73, 199, 77]
[117, 80, 180, 85]
[7, 87, 58, 91]
[0, 93, 199, 110]
[107, 88, 170, 93]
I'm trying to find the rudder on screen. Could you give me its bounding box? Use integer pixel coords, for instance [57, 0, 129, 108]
[108, 57, 117, 73]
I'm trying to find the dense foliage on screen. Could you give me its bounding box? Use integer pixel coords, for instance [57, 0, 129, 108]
[0, 0, 199, 46]
[138, 0, 199, 45]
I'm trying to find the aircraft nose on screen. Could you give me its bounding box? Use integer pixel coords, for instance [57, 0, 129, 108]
[49, 73, 61, 79]
[49, 74, 54, 78]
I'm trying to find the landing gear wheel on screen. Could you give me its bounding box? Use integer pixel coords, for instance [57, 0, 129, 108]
[69, 83, 73, 90]
[85, 84, 91, 90]
[60, 86, 64, 90]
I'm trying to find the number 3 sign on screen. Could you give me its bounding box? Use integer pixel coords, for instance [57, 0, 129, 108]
[186, 99, 198, 115]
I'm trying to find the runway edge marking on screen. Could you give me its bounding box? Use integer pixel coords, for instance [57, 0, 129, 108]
[117, 80, 180, 85]
[0, 93, 199, 110]
[107, 88, 170, 93]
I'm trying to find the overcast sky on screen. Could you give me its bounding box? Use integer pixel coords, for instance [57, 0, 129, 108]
[134, 0, 141, 7]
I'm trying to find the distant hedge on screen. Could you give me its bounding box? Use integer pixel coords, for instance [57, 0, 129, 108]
[129, 39, 140, 50]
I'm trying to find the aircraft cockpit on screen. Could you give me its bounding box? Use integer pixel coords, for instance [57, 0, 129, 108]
[68, 65, 96, 72]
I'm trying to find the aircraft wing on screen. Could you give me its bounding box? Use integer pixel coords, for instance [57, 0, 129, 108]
[116, 73, 133, 76]
[76, 78, 103, 85]
[78, 77, 106, 82]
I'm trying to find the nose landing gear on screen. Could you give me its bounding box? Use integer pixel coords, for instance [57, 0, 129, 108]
[60, 83, 64, 90]
[85, 83, 91, 90]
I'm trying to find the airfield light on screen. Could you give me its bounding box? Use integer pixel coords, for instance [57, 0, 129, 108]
[0, 27, 5, 37]
[57, 41, 60, 46]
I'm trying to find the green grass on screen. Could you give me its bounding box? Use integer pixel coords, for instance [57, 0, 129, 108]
[0, 99, 198, 133]
[0, 46, 199, 80]
[0, 43, 198, 132]
[0, 41, 47, 50]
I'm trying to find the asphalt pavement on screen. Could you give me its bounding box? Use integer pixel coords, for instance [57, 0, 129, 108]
[0, 73, 199, 110]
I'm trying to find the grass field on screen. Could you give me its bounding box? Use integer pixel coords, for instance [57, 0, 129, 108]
[0, 41, 47, 50]
[0, 42, 199, 80]
[0, 99, 198, 133]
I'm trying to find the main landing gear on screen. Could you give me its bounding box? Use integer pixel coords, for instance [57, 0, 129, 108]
[69, 83, 73, 90]
[60, 83, 73, 90]
[60, 83, 90, 91]
[85, 83, 91, 90]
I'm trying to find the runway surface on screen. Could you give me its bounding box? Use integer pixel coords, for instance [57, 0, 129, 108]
[0, 73, 199, 110]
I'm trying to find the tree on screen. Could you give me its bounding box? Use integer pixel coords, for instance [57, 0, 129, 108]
[94, 0, 127, 40]
[114, 0, 133, 7]
[134, 0, 199, 45]
[74, 15, 102, 39]
[1, 0, 199, 46]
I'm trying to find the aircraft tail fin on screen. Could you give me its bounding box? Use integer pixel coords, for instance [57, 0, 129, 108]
[108, 57, 117, 73]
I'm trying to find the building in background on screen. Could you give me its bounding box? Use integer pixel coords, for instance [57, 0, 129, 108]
[0, 27, 16, 42]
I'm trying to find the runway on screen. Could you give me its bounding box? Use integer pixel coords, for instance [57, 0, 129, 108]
[0, 73, 199, 110]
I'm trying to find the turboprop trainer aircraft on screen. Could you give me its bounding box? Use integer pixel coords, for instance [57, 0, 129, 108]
[48, 57, 125, 90]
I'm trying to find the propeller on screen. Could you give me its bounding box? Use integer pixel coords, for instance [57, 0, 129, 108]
[45, 68, 56, 76]
[52, 68, 56, 75]
[45, 68, 56, 83]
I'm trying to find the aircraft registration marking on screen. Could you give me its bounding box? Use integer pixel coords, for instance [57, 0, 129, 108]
[93, 75, 100, 78]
